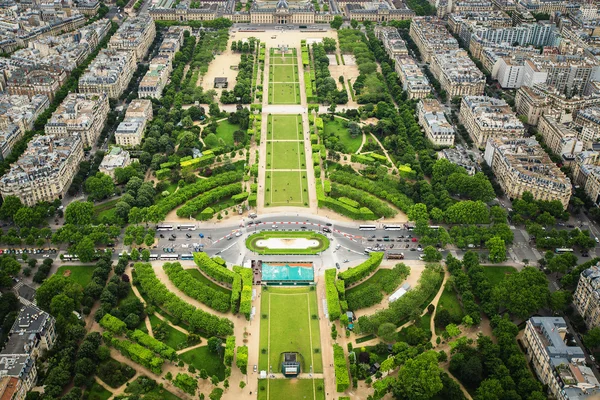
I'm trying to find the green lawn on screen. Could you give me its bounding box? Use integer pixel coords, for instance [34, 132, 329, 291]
[272, 65, 298, 82]
[259, 287, 322, 373]
[88, 382, 112, 400]
[435, 285, 464, 334]
[346, 269, 404, 297]
[186, 268, 232, 295]
[213, 120, 240, 148]
[246, 231, 329, 255]
[148, 314, 188, 349]
[93, 198, 120, 222]
[258, 379, 325, 400]
[268, 114, 301, 140]
[268, 141, 305, 169]
[269, 83, 300, 104]
[324, 117, 362, 153]
[178, 345, 226, 380]
[265, 171, 308, 206]
[56, 265, 95, 287]
[482, 266, 517, 286]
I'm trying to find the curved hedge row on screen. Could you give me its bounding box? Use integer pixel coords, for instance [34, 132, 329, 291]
[333, 344, 350, 392]
[177, 183, 243, 218]
[329, 171, 413, 213]
[103, 332, 163, 374]
[164, 262, 231, 313]
[331, 183, 396, 218]
[325, 269, 341, 321]
[150, 171, 242, 218]
[338, 252, 384, 286]
[99, 313, 127, 335]
[129, 329, 177, 361]
[234, 266, 253, 319]
[134, 262, 234, 337]
[317, 179, 377, 220]
[193, 252, 237, 285]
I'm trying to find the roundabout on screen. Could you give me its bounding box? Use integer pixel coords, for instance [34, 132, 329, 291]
[246, 231, 330, 255]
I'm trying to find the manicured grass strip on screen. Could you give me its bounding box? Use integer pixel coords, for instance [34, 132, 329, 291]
[246, 231, 329, 254]
[259, 287, 323, 373]
[148, 314, 188, 350]
[265, 171, 308, 207]
[324, 117, 362, 153]
[482, 266, 517, 286]
[213, 120, 240, 148]
[56, 265, 95, 287]
[178, 346, 226, 380]
[186, 268, 232, 295]
[258, 379, 325, 400]
[268, 141, 305, 169]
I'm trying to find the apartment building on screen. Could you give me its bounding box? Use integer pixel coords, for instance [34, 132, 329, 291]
[481, 45, 540, 76]
[374, 26, 408, 58]
[45, 92, 109, 148]
[0, 135, 83, 206]
[538, 115, 584, 161]
[99, 147, 132, 179]
[440, 145, 479, 175]
[575, 107, 600, 148]
[518, 0, 571, 14]
[0, 305, 56, 400]
[139, 55, 171, 99]
[108, 15, 156, 62]
[524, 55, 600, 97]
[461, 21, 560, 50]
[430, 50, 486, 98]
[460, 96, 525, 148]
[574, 265, 600, 328]
[6, 66, 66, 101]
[524, 316, 600, 400]
[394, 55, 431, 99]
[515, 84, 600, 126]
[79, 49, 136, 99]
[0, 94, 49, 160]
[484, 137, 572, 208]
[408, 17, 459, 63]
[447, 11, 512, 36]
[114, 99, 153, 147]
[417, 98, 455, 147]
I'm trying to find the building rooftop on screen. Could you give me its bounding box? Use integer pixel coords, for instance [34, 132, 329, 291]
[463, 96, 524, 130]
[418, 99, 454, 135]
[79, 49, 133, 86]
[434, 50, 486, 85]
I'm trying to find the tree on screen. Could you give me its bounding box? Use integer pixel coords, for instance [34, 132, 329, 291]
[583, 326, 600, 351]
[85, 172, 115, 201]
[391, 351, 443, 400]
[330, 15, 343, 30]
[486, 236, 507, 263]
[75, 237, 96, 263]
[422, 246, 442, 262]
[141, 249, 150, 262]
[208, 337, 223, 354]
[378, 322, 397, 343]
[115, 201, 131, 221]
[65, 201, 94, 226]
[549, 290, 571, 313]
[0, 196, 23, 221]
[491, 267, 549, 318]
[50, 293, 75, 318]
[350, 19, 359, 28]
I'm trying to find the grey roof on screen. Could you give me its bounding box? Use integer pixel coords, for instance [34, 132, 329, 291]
[2, 304, 53, 355]
[530, 316, 585, 359]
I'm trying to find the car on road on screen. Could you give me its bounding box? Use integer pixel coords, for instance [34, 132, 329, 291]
[227, 236, 233, 240]
[171, 234, 176, 239]
[186, 233, 192, 238]
[323, 227, 331, 233]
[272, 225, 278, 228]
[247, 221, 254, 225]
[235, 232, 243, 237]
[326, 223, 332, 226]
[335, 244, 341, 250]
[199, 233, 204, 238]
[168, 237, 175, 241]
[254, 365, 257, 373]
[596, 237, 599, 243]
[410, 248, 416, 251]
[367, 238, 374, 241]
[336, 263, 340, 269]
[412, 238, 418, 242]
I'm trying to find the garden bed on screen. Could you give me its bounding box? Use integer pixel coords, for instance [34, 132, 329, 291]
[246, 231, 330, 255]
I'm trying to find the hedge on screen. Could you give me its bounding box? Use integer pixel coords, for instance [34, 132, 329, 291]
[232, 192, 249, 202]
[331, 183, 396, 218]
[181, 152, 215, 172]
[234, 266, 253, 319]
[316, 179, 376, 220]
[224, 336, 235, 366]
[198, 207, 215, 221]
[134, 262, 234, 337]
[173, 373, 197, 395]
[160, 161, 177, 169]
[338, 197, 359, 208]
[176, 183, 243, 217]
[311, 134, 319, 144]
[129, 329, 177, 360]
[350, 154, 375, 165]
[333, 344, 350, 392]
[236, 345, 248, 374]
[164, 262, 231, 313]
[248, 193, 257, 207]
[150, 171, 242, 218]
[104, 332, 163, 374]
[193, 252, 237, 285]
[338, 252, 384, 286]
[155, 168, 170, 180]
[329, 171, 413, 213]
[325, 269, 341, 321]
[99, 313, 127, 335]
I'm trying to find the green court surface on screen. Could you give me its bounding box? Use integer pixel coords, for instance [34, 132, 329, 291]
[269, 141, 305, 169]
[268, 115, 301, 140]
[259, 287, 322, 373]
[265, 171, 308, 206]
[258, 379, 325, 400]
[272, 65, 298, 82]
[269, 83, 300, 104]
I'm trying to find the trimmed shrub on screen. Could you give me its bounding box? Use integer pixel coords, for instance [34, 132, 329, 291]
[333, 344, 350, 392]
[325, 269, 341, 321]
[224, 336, 235, 366]
[99, 313, 127, 335]
[338, 252, 384, 286]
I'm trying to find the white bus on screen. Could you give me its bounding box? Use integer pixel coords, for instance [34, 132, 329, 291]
[149, 254, 159, 261]
[160, 254, 179, 260]
[157, 224, 174, 231]
[384, 225, 403, 231]
[555, 248, 574, 254]
[429, 226, 440, 230]
[63, 254, 79, 261]
[180, 253, 194, 260]
[177, 225, 196, 231]
[359, 225, 377, 231]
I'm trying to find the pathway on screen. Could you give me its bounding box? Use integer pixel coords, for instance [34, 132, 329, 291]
[369, 133, 398, 174]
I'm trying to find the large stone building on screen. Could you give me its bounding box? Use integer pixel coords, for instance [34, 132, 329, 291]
[5, 67, 66, 101]
[408, 17, 459, 63]
[484, 137, 572, 208]
[99, 147, 132, 179]
[538, 114, 584, 162]
[0, 305, 56, 400]
[108, 15, 156, 62]
[574, 264, 600, 329]
[417, 98, 455, 147]
[78, 49, 136, 99]
[0, 94, 49, 160]
[115, 99, 153, 147]
[45, 92, 109, 148]
[573, 151, 600, 206]
[139, 55, 172, 99]
[459, 96, 525, 148]
[0, 135, 83, 206]
[430, 50, 486, 98]
[524, 316, 600, 400]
